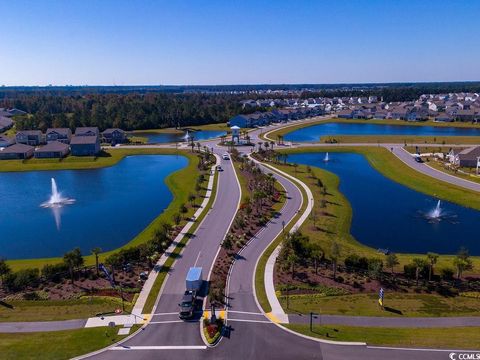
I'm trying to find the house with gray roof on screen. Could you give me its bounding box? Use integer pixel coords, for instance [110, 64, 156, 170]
[0, 135, 14, 147]
[0, 143, 34, 160]
[102, 128, 127, 145]
[16, 130, 44, 146]
[458, 146, 480, 168]
[75, 127, 100, 137]
[0, 116, 13, 132]
[46, 128, 72, 144]
[70, 135, 100, 156]
[34, 141, 70, 158]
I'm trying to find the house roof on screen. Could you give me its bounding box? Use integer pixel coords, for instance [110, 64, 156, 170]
[35, 141, 69, 153]
[0, 143, 34, 153]
[46, 128, 72, 135]
[0, 116, 13, 128]
[70, 135, 98, 145]
[102, 128, 125, 135]
[16, 130, 42, 136]
[75, 127, 99, 135]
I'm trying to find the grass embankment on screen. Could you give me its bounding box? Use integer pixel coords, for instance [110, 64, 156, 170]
[276, 147, 480, 271]
[0, 325, 140, 360]
[6, 148, 200, 271]
[143, 167, 219, 314]
[0, 298, 133, 322]
[321, 135, 480, 145]
[253, 163, 309, 313]
[280, 293, 480, 317]
[284, 324, 480, 349]
[265, 117, 480, 141]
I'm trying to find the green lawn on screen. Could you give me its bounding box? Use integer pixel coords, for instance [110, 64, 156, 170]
[6, 148, 201, 271]
[0, 325, 140, 360]
[0, 298, 132, 322]
[284, 324, 480, 349]
[280, 293, 480, 317]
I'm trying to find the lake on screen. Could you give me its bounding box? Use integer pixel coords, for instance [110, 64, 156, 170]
[135, 130, 226, 143]
[284, 122, 480, 142]
[0, 155, 188, 259]
[287, 152, 480, 255]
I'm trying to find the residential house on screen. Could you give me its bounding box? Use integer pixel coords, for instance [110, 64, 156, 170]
[75, 127, 100, 137]
[0, 116, 13, 132]
[434, 113, 454, 122]
[70, 135, 101, 156]
[15, 130, 44, 146]
[34, 141, 70, 158]
[0, 143, 34, 160]
[337, 109, 353, 119]
[455, 109, 475, 122]
[458, 146, 480, 168]
[0, 135, 14, 147]
[46, 128, 72, 144]
[102, 128, 127, 144]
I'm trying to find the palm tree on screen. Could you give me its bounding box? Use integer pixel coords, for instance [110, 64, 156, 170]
[286, 253, 299, 279]
[426, 252, 439, 281]
[331, 241, 340, 280]
[412, 258, 427, 286]
[63, 248, 84, 284]
[453, 247, 473, 280]
[386, 253, 399, 275]
[91, 247, 102, 276]
[309, 243, 324, 275]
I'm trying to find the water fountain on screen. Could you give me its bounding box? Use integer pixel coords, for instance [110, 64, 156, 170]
[324, 152, 330, 162]
[40, 178, 75, 230]
[428, 200, 442, 219]
[41, 178, 75, 208]
[183, 130, 191, 142]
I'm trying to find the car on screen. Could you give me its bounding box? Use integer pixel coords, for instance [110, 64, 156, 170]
[178, 291, 196, 319]
[414, 155, 423, 163]
[222, 154, 230, 160]
[216, 165, 223, 171]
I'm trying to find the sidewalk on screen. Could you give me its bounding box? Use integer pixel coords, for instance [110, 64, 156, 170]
[288, 313, 480, 328]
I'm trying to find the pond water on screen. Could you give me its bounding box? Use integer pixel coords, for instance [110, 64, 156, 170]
[0, 155, 188, 259]
[135, 130, 226, 143]
[287, 152, 480, 255]
[284, 122, 480, 142]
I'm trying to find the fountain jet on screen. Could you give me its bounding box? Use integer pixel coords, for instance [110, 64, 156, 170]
[324, 152, 330, 162]
[428, 200, 442, 219]
[41, 178, 75, 208]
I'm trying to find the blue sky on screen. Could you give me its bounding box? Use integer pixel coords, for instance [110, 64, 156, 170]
[0, 0, 479, 85]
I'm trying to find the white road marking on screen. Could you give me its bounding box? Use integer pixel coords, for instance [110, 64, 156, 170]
[152, 312, 179, 316]
[227, 310, 264, 315]
[194, 251, 201, 267]
[148, 320, 184, 324]
[111, 345, 207, 351]
[227, 318, 272, 324]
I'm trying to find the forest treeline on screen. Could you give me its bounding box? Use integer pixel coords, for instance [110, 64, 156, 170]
[1, 82, 480, 131]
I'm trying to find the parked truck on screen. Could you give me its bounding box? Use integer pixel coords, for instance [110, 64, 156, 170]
[179, 267, 203, 319]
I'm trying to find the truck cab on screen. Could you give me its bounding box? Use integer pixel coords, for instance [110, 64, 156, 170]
[179, 291, 196, 319]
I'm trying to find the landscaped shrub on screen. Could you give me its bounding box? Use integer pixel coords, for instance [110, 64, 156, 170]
[441, 267, 455, 281]
[42, 263, 68, 283]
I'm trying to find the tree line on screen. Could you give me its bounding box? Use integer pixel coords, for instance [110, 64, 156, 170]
[0, 93, 255, 132]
